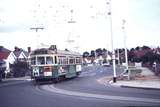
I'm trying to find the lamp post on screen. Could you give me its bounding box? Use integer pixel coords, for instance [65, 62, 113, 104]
[107, 0, 117, 83]
[122, 19, 129, 71]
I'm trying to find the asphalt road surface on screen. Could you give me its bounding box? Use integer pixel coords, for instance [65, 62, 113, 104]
[0, 65, 160, 107]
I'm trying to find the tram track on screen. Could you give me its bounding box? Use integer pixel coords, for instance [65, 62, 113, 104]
[38, 84, 160, 104]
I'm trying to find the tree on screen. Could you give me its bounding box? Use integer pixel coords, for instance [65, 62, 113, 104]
[135, 46, 140, 51]
[102, 48, 107, 54]
[95, 48, 102, 56]
[142, 45, 151, 50]
[11, 61, 29, 77]
[128, 50, 135, 62]
[83, 51, 89, 58]
[130, 48, 135, 52]
[141, 51, 155, 64]
[90, 50, 95, 57]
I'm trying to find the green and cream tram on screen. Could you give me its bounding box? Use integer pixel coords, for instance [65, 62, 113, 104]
[30, 45, 82, 82]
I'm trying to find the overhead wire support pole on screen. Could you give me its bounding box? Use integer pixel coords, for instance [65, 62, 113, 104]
[122, 19, 129, 71]
[30, 27, 44, 48]
[66, 9, 76, 50]
[117, 48, 120, 65]
[107, 0, 117, 83]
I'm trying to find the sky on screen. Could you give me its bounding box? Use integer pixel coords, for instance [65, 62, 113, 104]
[0, 0, 160, 53]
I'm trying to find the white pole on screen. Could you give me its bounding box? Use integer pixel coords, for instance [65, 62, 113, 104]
[107, 0, 116, 82]
[122, 19, 129, 70]
[117, 48, 120, 65]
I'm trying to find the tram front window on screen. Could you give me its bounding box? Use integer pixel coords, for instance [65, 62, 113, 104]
[37, 57, 45, 65]
[31, 57, 36, 65]
[46, 56, 53, 64]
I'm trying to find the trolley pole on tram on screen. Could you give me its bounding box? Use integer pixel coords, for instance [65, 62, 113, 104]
[107, 0, 117, 83]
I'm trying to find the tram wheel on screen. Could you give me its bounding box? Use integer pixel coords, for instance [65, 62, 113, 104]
[52, 77, 60, 83]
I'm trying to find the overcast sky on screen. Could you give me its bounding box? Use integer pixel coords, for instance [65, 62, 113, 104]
[0, 0, 160, 52]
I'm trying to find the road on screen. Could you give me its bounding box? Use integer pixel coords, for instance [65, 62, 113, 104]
[0, 65, 160, 107]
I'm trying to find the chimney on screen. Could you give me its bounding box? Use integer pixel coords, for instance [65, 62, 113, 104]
[27, 47, 31, 53]
[15, 46, 19, 51]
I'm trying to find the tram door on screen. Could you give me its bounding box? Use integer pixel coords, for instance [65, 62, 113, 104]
[65, 57, 75, 78]
[66, 65, 76, 78]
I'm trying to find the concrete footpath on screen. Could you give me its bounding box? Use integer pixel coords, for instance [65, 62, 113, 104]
[0, 76, 31, 87]
[1, 76, 31, 82]
[98, 67, 160, 90]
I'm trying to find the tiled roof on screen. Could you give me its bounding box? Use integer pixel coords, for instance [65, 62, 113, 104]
[0, 46, 11, 53]
[13, 49, 29, 58]
[22, 50, 29, 57]
[0, 46, 11, 60]
[0, 52, 11, 60]
[13, 50, 22, 58]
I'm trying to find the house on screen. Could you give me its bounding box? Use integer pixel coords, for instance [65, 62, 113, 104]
[13, 47, 29, 62]
[0, 46, 16, 74]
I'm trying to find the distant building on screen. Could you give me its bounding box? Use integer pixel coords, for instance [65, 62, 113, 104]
[0, 46, 16, 74]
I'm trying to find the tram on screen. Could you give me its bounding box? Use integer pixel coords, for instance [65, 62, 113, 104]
[30, 45, 82, 82]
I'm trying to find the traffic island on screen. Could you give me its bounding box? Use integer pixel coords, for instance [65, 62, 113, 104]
[110, 67, 160, 90]
[97, 67, 160, 90]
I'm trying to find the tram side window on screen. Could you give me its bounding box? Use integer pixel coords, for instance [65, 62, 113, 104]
[69, 58, 75, 64]
[58, 58, 62, 64]
[46, 56, 53, 64]
[66, 58, 69, 64]
[58, 56, 68, 65]
[76, 57, 81, 64]
[37, 57, 45, 65]
[31, 57, 36, 65]
[63, 57, 68, 65]
[63, 58, 68, 64]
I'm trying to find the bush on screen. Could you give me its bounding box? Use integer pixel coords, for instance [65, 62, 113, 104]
[11, 61, 29, 77]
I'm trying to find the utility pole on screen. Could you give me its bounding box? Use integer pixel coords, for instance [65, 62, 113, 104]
[107, 0, 117, 83]
[117, 48, 120, 65]
[66, 9, 76, 50]
[66, 32, 75, 50]
[68, 9, 76, 23]
[30, 27, 44, 48]
[122, 19, 129, 70]
[30, 27, 44, 32]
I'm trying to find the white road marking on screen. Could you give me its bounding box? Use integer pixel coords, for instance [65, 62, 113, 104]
[40, 85, 160, 104]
